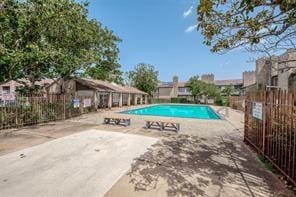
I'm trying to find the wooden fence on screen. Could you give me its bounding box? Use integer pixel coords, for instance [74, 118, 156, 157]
[244, 90, 296, 185]
[0, 94, 95, 130]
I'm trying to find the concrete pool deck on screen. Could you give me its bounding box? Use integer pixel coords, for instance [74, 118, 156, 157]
[68, 105, 243, 138]
[0, 130, 157, 197]
[0, 105, 293, 196]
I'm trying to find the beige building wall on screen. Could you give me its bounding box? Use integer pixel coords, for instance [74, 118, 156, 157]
[47, 78, 64, 94]
[157, 87, 173, 98]
[171, 76, 179, 98]
[0, 80, 23, 99]
[47, 79, 76, 95]
[242, 71, 256, 87]
[278, 49, 296, 90]
[254, 49, 296, 91]
[256, 58, 270, 88]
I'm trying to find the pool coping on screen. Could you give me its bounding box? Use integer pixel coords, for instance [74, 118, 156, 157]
[118, 103, 224, 120]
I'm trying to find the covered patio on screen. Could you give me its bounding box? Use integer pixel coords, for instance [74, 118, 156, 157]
[75, 78, 148, 109]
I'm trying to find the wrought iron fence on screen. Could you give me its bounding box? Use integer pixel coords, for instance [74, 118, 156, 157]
[244, 90, 296, 185]
[0, 94, 95, 130]
[228, 96, 245, 111]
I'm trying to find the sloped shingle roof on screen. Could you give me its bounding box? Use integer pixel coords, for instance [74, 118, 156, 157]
[158, 79, 243, 88]
[214, 79, 243, 86]
[77, 78, 148, 95]
[0, 79, 54, 87]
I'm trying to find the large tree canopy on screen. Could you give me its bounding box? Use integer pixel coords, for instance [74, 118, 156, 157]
[0, 0, 121, 90]
[197, 0, 296, 53]
[186, 75, 220, 102]
[127, 63, 158, 96]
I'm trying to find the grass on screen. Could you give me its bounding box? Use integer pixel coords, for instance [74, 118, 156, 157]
[258, 154, 273, 172]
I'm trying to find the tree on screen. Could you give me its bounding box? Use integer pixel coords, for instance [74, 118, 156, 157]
[0, 0, 121, 91]
[0, 0, 25, 82]
[127, 63, 158, 96]
[222, 85, 236, 96]
[186, 76, 221, 103]
[202, 83, 220, 99]
[197, 0, 296, 53]
[83, 62, 123, 85]
[185, 75, 204, 103]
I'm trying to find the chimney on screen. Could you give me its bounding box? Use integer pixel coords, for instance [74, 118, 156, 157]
[173, 76, 178, 85]
[201, 74, 215, 84]
[172, 76, 179, 98]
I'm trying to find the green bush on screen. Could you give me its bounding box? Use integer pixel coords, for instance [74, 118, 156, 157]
[151, 98, 170, 104]
[258, 155, 273, 172]
[215, 96, 228, 106]
[171, 97, 193, 104]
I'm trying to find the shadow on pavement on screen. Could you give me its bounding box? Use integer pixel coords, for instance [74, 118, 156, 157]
[128, 133, 292, 197]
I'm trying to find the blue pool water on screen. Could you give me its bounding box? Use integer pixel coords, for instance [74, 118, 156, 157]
[122, 104, 220, 119]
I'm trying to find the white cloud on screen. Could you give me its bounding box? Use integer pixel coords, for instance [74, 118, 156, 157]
[185, 24, 197, 33]
[183, 6, 194, 18]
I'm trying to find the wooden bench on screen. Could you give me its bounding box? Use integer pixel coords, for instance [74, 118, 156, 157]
[104, 116, 131, 127]
[145, 120, 180, 133]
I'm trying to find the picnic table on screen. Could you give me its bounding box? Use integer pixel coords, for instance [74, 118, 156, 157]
[145, 120, 180, 133]
[104, 116, 131, 127]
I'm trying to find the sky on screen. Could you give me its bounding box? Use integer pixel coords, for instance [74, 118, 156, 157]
[87, 0, 257, 82]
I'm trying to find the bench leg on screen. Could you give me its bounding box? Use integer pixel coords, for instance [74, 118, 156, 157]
[146, 122, 150, 129]
[115, 119, 121, 125]
[160, 122, 164, 131]
[176, 124, 180, 133]
[125, 120, 130, 127]
[104, 118, 110, 124]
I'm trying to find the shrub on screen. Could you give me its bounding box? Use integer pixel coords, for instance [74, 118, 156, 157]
[151, 98, 170, 104]
[215, 96, 228, 106]
[171, 97, 193, 104]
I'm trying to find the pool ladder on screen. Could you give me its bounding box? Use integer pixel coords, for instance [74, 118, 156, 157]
[217, 107, 229, 118]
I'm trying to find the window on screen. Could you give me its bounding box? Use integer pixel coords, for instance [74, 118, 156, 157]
[178, 87, 188, 93]
[2, 86, 10, 94]
[271, 76, 278, 86]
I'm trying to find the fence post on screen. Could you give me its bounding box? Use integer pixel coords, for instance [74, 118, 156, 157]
[80, 97, 83, 114]
[63, 94, 66, 120]
[244, 93, 249, 143]
[15, 96, 18, 127]
[262, 91, 267, 154]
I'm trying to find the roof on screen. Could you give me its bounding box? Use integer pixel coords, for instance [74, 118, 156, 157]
[158, 82, 187, 88]
[123, 86, 148, 95]
[77, 78, 148, 95]
[157, 82, 174, 88]
[0, 80, 23, 87]
[214, 79, 243, 86]
[178, 82, 187, 87]
[158, 79, 243, 88]
[0, 79, 54, 87]
[75, 78, 113, 92]
[242, 83, 256, 89]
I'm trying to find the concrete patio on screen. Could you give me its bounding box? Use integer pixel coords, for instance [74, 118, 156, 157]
[0, 105, 293, 196]
[0, 130, 157, 197]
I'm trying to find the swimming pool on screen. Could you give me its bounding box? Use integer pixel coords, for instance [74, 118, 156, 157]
[122, 104, 220, 119]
